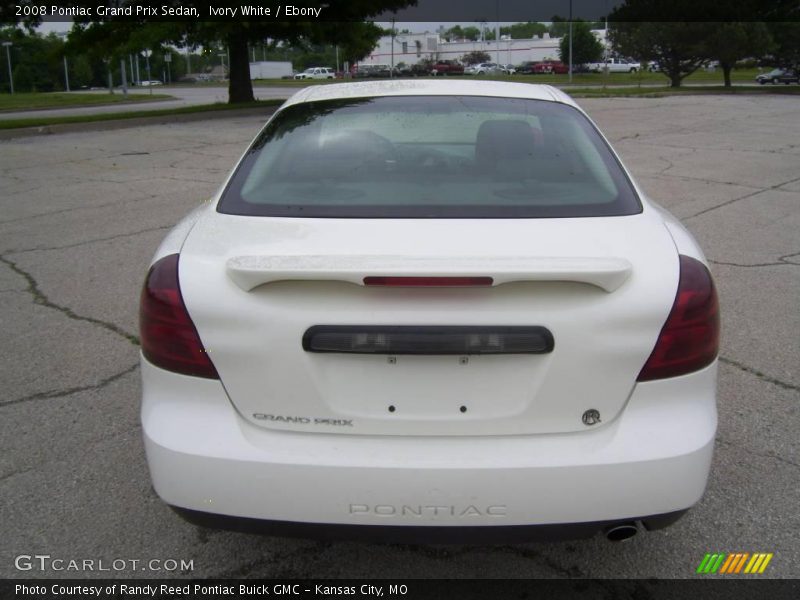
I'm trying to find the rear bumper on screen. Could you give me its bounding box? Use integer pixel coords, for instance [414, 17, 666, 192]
[170, 507, 687, 543]
[141, 356, 716, 535]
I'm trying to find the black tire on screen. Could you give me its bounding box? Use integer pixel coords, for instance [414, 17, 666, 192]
[630, 68, 637, 73]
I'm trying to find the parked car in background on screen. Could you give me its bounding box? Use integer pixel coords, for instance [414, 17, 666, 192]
[140, 79, 720, 543]
[516, 61, 540, 75]
[352, 65, 375, 78]
[353, 65, 398, 78]
[587, 58, 641, 73]
[374, 65, 400, 78]
[430, 60, 465, 76]
[532, 61, 569, 75]
[397, 63, 428, 77]
[755, 68, 799, 84]
[465, 62, 502, 75]
[294, 67, 335, 80]
[499, 64, 516, 75]
[139, 80, 163, 86]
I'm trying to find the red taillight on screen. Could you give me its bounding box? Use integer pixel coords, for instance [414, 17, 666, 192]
[364, 276, 494, 287]
[637, 255, 720, 381]
[139, 254, 219, 379]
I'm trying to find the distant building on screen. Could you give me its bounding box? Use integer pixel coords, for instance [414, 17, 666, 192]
[359, 30, 608, 67]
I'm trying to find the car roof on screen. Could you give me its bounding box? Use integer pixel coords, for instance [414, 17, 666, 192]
[282, 80, 577, 109]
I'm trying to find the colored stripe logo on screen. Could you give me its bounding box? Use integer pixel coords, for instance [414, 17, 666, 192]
[696, 552, 773, 574]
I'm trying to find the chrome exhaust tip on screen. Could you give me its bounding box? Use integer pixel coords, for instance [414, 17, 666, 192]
[604, 522, 638, 542]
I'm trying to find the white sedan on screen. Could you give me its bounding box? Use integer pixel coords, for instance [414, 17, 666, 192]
[140, 80, 719, 542]
[465, 62, 503, 75]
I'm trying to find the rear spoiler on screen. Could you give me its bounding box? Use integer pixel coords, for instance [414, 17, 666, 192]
[225, 255, 632, 293]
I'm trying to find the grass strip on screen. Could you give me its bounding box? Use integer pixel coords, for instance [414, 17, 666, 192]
[566, 85, 800, 97]
[0, 99, 285, 130]
[0, 92, 173, 111]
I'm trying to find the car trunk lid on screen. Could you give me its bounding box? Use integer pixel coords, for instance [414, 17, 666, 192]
[178, 210, 677, 436]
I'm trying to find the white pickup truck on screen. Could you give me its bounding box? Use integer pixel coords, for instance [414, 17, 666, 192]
[587, 58, 641, 73]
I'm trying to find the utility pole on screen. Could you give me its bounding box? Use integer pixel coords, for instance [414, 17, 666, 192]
[390, 18, 395, 78]
[495, 0, 500, 64]
[120, 58, 128, 96]
[2, 42, 13, 94]
[568, 0, 573, 83]
[63, 55, 70, 92]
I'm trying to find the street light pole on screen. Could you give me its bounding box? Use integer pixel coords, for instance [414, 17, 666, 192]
[390, 18, 395, 79]
[495, 0, 500, 65]
[142, 49, 152, 94]
[2, 42, 13, 94]
[164, 52, 171, 84]
[568, 0, 573, 83]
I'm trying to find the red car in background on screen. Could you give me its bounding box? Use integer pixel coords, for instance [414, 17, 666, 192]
[533, 61, 569, 74]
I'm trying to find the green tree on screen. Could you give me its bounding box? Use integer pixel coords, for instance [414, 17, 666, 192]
[550, 17, 606, 40]
[462, 26, 482, 41]
[704, 22, 773, 87]
[65, 0, 414, 103]
[607, 0, 788, 87]
[461, 50, 491, 65]
[549, 17, 570, 39]
[0, 26, 65, 92]
[609, 21, 711, 87]
[768, 21, 800, 72]
[443, 25, 481, 41]
[70, 55, 93, 88]
[443, 25, 464, 41]
[558, 22, 604, 66]
[503, 22, 548, 39]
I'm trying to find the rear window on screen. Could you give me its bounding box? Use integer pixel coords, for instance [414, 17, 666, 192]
[219, 95, 641, 218]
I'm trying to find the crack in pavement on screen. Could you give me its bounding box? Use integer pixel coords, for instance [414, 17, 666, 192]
[709, 251, 800, 269]
[213, 541, 334, 578]
[0, 467, 34, 483]
[0, 362, 139, 409]
[0, 192, 161, 226]
[388, 541, 588, 578]
[0, 254, 140, 347]
[715, 436, 800, 471]
[628, 137, 800, 158]
[682, 175, 800, 220]
[719, 356, 799, 392]
[487, 545, 588, 578]
[7, 224, 171, 255]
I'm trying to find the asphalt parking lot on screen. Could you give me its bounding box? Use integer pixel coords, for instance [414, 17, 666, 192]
[0, 94, 798, 579]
